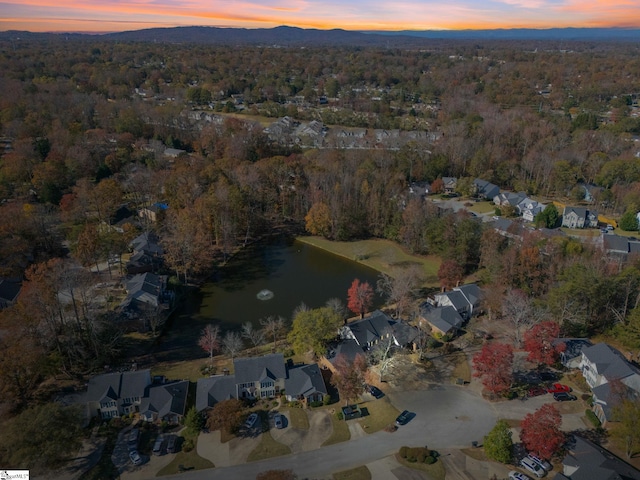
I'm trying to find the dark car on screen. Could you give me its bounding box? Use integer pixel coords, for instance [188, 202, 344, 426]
[553, 392, 577, 402]
[395, 410, 412, 426]
[367, 385, 385, 399]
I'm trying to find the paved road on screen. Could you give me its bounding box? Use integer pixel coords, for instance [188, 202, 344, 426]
[164, 385, 497, 480]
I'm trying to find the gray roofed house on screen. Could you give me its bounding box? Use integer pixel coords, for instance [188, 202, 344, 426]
[434, 286, 479, 320]
[140, 380, 189, 424]
[494, 191, 527, 207]
[85, 370, 152, 420]
[453, 284, 482, 317]
[562, 206, 598, 229]
[340, 310, 395, 348]
[602, 234, 630, 255]
[0, 277, 21, 309]
[554, 338, 593, 369]
[473, 178, 500, 200]
[285, 363, 328, 404]
[120, 273, 172, 323]
[234, 353, 287, 399]
[195, 374, 237, 412]
[130, 232, 164, 257]
[419, 304, 464, 336]
[326, 339, 366, 366]
[553, 436, 640, 480]
[579, 343, 640, 424]
[442, 177, 457, 194]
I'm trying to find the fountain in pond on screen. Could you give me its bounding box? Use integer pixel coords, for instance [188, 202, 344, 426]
[256, 289, 274, 301]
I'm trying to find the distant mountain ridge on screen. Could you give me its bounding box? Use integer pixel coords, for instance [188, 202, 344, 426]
[1, 26, 639, 45]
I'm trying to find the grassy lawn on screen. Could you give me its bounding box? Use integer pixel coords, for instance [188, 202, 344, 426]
[156, 437, 214, 476]
[358, 397, 400, 433]
[395, 454, 446, 480]
[450, 352, 471, 383]
[298, 236, 441, 286]
[247, 431, 292, 462]
[286, 407, 310, 429]
[461, 447, 490, 462]
[154, 356, 234, 382]
[322, 411, 351, 446]
[469, 201, 496, 214]
[559, 227, 600, 237]
[333, 465, 372, 480]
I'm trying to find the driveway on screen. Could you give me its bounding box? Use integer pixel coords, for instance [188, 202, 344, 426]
[270, 410, 333, 453]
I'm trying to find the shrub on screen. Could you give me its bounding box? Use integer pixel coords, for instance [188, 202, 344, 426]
[289, 401, 302, 409]
[585, 409, 601, 427]
[323, 394, 332, 406]
[399, 446, 409, 458]
[182, 438, 194, 452]
[309, 401, 323, 408]
[336, 411, 344, 421]
[425, 455, 436, 464]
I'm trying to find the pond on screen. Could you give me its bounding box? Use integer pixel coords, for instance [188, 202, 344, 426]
[154, 236, 384, 362]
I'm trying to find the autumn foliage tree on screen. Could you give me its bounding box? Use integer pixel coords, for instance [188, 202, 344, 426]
[305, 202, 332, 238]
[198, 324, 221, 366]
[523, 321, 565, 366]
[347, 279, 374, 318]
[437, 259, 464, 291]
[520, 404, 564, 460]
[206, 399, 245, 435]
[472, 342, 514, 395]
[331, 353, 368, 405]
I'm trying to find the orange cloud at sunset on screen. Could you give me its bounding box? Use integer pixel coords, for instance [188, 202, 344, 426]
[1, 0, 640, 33]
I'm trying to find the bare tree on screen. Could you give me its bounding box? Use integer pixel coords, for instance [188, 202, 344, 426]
[260, 316, 286, 352]
[241, 322, 265, 350]
[502, 288, 543, 347]
[377, 266, 425, 319]
[325, 297, 346, 320]
[222, 331, 244, 359]
[198, 324, 221, 365]
[368, 335, 396, 382]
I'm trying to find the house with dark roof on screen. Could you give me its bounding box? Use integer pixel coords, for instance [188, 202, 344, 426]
[433, 284, 482, 320]
[579, 343, 640, 424]
[285, 363, 327, 404]
[0, 277, 21, 309]
[120, 272, 172, 322]
[234, 353, 287, 399]
[127, 232, 164, 274]
[552, 436, 640, 480]
[442, 177, 457, 194]
[494, 191, 527, 208]
[139, 380, 189, 424]
[473, 178, 500, 200]
[419, 304, 464, 336]
[562, 206, 598, 229]
[554, 338, 592, 369]
[196, 354, 328, 410]
[340, 310, 416, 349]
[85, 370, 152, 420]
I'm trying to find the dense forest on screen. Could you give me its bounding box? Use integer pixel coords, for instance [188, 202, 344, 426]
[2, 35, 640, 421]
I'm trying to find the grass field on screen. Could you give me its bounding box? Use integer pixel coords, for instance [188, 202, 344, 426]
[322, 411, 351, 446]
[156, 436, 214, 476]
[357, 397, 400, 433]
[247, 431, 292, 462]
[450, 352, 472, 383]
[286, 407, 310, 430]
[298, 236, 441, 286]
[333, 465, 372, 480]
[394, 454, 446, 480]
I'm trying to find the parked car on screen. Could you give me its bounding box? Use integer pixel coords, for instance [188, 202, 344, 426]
[274, 414, 284, 429]
[129, 450, 142, 466]
[553, 392, 577, 402]
[127, 428, 139, 450]
[152, 436, 164, 456]
[527, 454, 552, 472]
[395, 410, 411, 426]
[520, 457, 546, 478]
[547, 383, 571, 394]
[509, 471, 532, 480]
[245, 412, 259, 429]
[366, 384, 385, 399]
[166, 434, 177, 454]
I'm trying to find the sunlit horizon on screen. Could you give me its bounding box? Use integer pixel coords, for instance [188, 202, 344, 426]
[1, 0, 640, 34]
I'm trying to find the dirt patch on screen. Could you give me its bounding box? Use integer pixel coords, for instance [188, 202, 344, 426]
[384, 353, 470, 392]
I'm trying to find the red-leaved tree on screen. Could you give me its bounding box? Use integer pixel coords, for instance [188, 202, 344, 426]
[198, 324, 220, 365]
[438, 259, 464, 291]
[520, 404, 564, 460]
[347, 279, 374, 318]
[472, 342, 514, 395]
[523, 321, 565, 366]
[331, 353, 368, 404]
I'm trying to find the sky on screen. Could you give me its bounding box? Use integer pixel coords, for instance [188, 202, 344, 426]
[1, 0, 640, 34]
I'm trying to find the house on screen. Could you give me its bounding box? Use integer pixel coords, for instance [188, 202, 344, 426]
[579, 343, 640, 424]
[138, 203, 168, 223]
[139, 380, 189, 424]
[0, 277, 21, 309]
[285, 363, 327, 404]
[473, 178, 500, 200]
[408, 181, 432, 199]
[442, 177, 457, 194]
[419, 304, 464, 336]
[554, 338, 592, 369]
[127, 232, 163, 274]
[120, 272, 171, 320]
[340, 310, 416, 349]
[325, 339, 367, 368]
[433, 284, 482, 320]
[196, 354, 328, 409]
[518, 199, 545, 222]
[85, 370, 152, 420]
[602, 233, 631, 257]
[552, 436, 640, 480]
[562, 207, 598, 229]
[493, 191, 527, 208]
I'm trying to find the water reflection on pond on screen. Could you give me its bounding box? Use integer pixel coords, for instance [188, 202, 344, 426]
[157, 237, 383, 362]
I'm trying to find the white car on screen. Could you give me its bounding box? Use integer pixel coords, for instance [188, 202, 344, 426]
[509, 471, 532, 480]
[527, 454, 552, 472]
[129, 450, 142, 465]
[520, 457, 546, 478]
[244, 413, 259, 428]
[274, 414, 284, 429]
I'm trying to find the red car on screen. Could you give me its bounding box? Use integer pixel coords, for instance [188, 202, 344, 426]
[547, 383, 571, 394]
